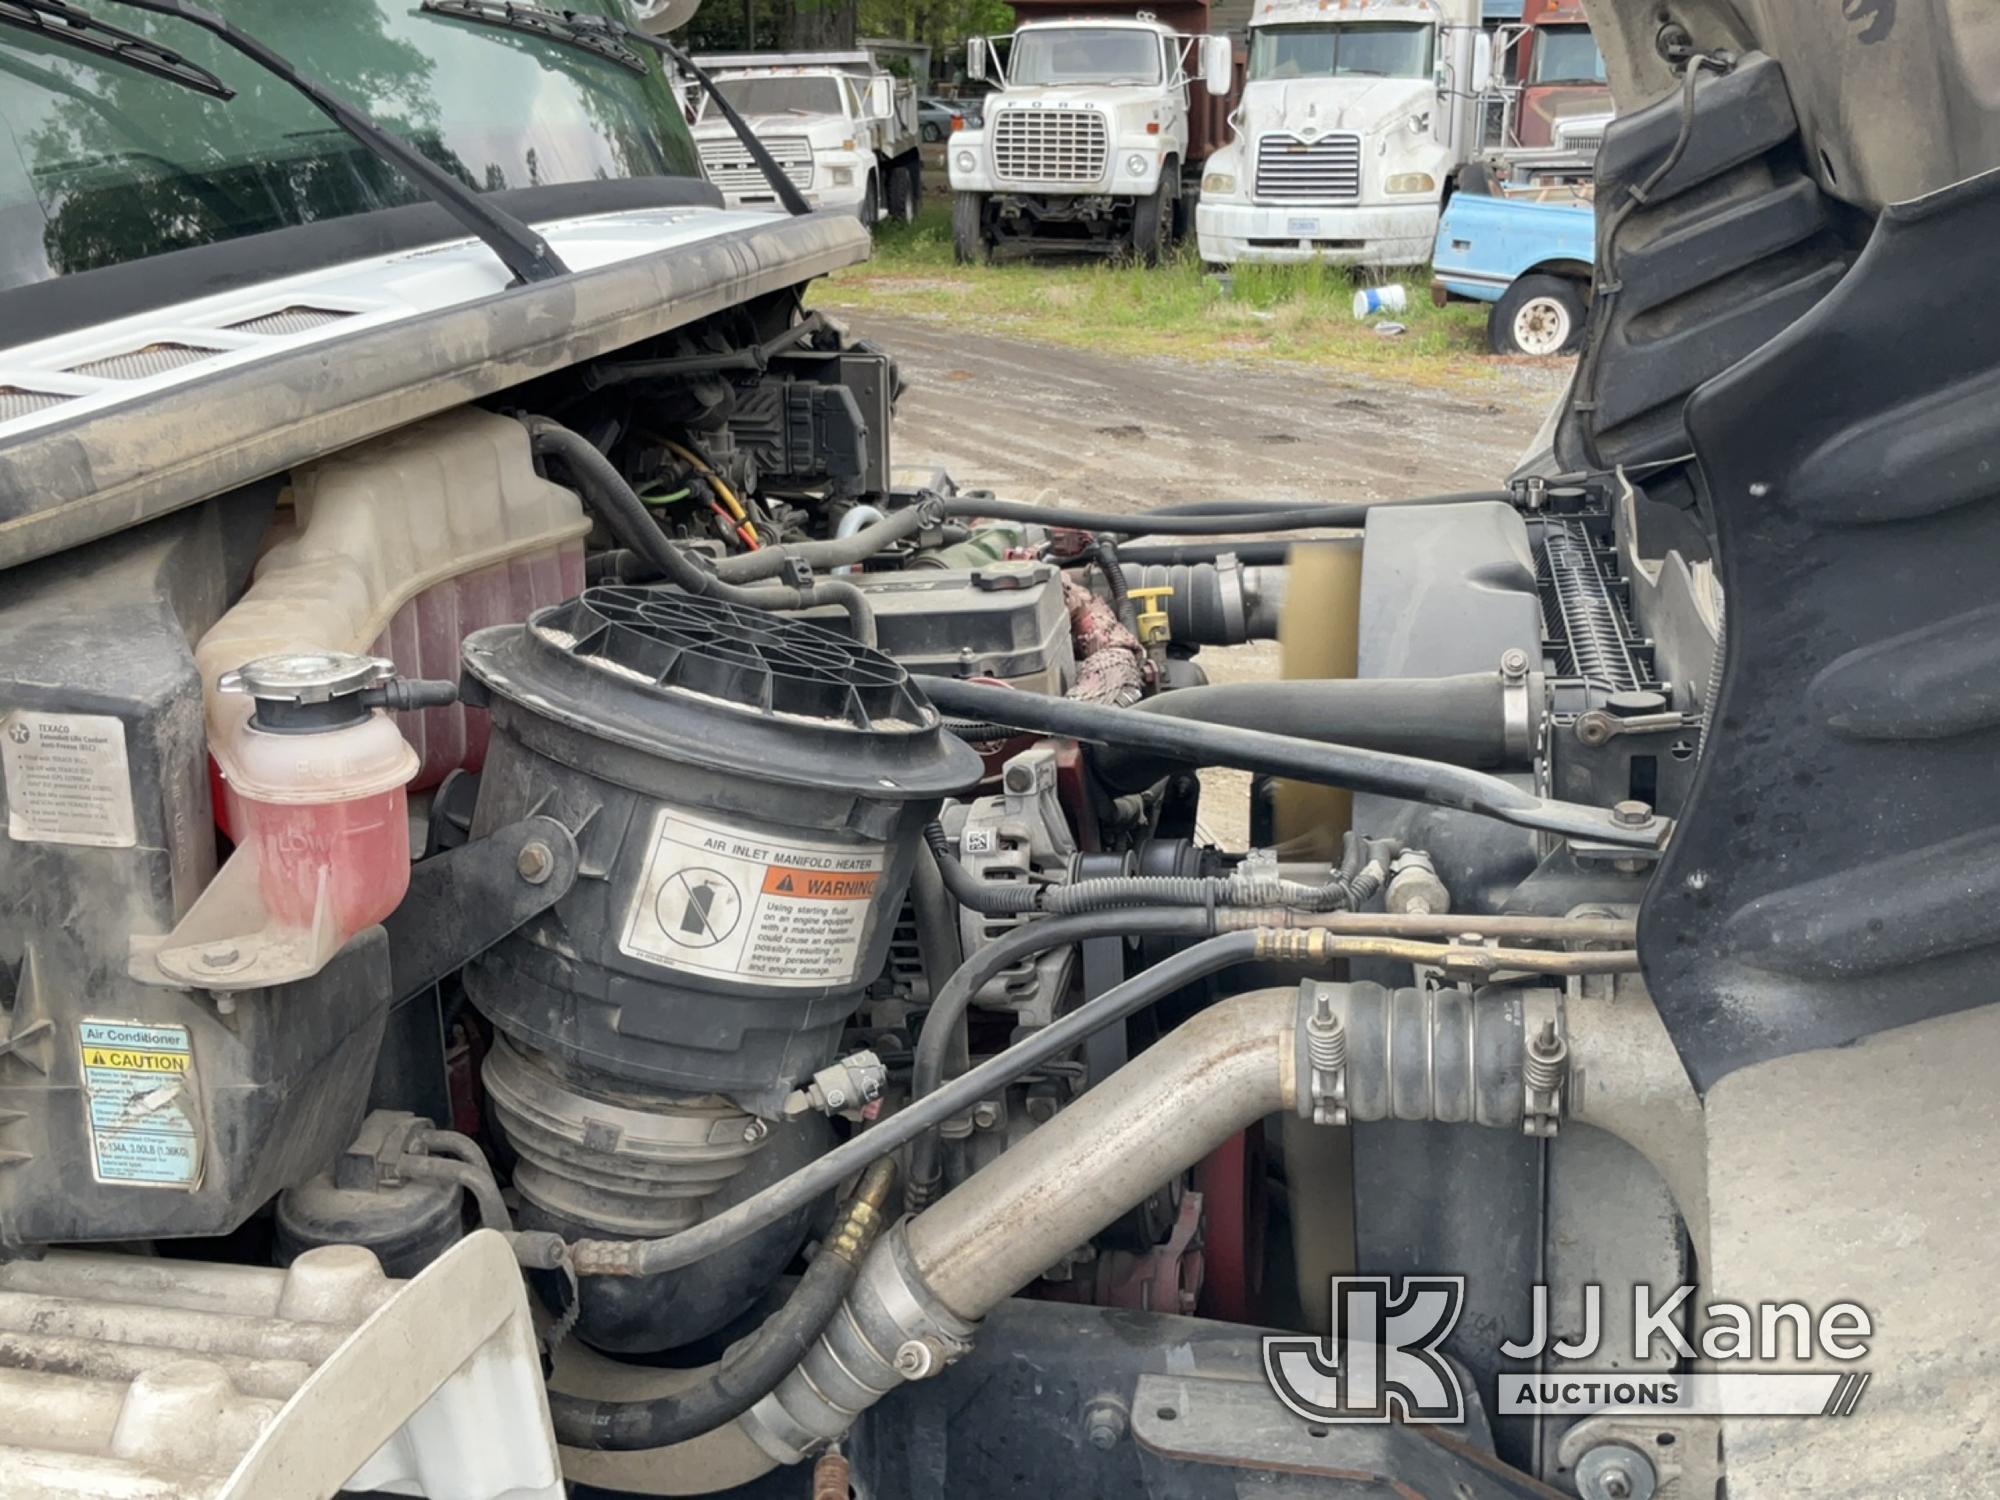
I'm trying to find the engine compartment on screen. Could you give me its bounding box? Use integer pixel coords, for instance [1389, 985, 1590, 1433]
[0, 270, 1728, 1498]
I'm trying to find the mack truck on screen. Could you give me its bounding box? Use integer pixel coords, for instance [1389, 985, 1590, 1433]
[692, 51, 923, 224]
[950, 2, 1236, 263]
[1195, 0, 1492, 267]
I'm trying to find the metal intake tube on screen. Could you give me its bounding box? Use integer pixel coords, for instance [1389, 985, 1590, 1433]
[736, 986, 1301, 1464]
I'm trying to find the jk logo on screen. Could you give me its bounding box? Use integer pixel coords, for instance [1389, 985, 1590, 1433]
[1263, 1277, 1467, 1425]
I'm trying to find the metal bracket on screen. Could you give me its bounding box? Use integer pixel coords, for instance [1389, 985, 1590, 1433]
[383, 814, 579, 1005]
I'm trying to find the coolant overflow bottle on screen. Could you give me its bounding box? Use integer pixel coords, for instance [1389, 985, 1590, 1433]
[126, 652, 429, 992]
[214, 653, 422, 941]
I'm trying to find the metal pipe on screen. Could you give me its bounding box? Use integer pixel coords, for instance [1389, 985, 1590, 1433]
[907, 987, 1299, 1319]
[736, 987, 1303, 1464]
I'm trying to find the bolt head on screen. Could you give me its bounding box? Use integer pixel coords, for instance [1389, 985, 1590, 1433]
[516, 841, 554, 884]
[971, 1100, 1002, 1130]
[1500, 647, 1530, 677]
[198, 945, 241, 970]
[1612, 799, 1652, 827]
[741, 1118, 769, 1144]
[894, 1339, 936, 1379]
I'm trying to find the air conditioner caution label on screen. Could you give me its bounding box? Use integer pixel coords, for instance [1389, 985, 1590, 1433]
[621, 807, 888, 987]
[79, 1020, 202, 1189]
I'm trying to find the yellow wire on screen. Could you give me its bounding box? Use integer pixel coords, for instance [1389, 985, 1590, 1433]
[662, 439, 759, 545]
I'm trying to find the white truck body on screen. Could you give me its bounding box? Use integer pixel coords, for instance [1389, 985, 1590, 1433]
[692, 52, 923, 223]
[1196, 0, 1489, 267]
[949, 19, 1232, 260]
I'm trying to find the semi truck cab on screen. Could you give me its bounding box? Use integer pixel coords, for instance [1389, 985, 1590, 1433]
[1195, 0, 1488, 267]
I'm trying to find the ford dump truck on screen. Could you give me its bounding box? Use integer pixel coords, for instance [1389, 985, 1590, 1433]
[950, 4, 1235, 262]
[1196, 0, 1490, 266]
[692, 51, 923, 224]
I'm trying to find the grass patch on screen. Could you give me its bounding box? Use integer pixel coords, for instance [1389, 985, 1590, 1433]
[810, 198, 1496, 381]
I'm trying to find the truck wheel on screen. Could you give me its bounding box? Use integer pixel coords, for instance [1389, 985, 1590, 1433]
[1131, 178, 1173, 267]
[858, 173, 880, 228]
[953, 192, 991, 265]
[887, 161, 919, 225]
[1490, 274, 1585, 356]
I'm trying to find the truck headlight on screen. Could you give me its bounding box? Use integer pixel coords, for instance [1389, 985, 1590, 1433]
[956, 149, 977, 174]
[1386, 172, 1437, 195]
[1203, 171, 1236, 194]
[831, 166, 855, 187]
[1126, 153, 1148, 176]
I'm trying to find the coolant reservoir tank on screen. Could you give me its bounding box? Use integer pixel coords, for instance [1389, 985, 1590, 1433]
[216, 653, 419, 936]
[134, 653, 419, 991]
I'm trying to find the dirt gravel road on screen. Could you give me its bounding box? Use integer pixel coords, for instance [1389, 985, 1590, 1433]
[849, 310, 1566, 508]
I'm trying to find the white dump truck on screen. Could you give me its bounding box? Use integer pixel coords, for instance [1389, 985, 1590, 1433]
[949, 6, 1236, 263]
[692, 51, 924, 224]
[1196, 0, 1491, 267]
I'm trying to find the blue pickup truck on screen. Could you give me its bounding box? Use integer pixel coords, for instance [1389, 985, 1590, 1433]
[1431, 187, 1596, 355]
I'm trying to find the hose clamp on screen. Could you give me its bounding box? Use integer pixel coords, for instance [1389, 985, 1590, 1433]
[1499, 649, 1537, 764]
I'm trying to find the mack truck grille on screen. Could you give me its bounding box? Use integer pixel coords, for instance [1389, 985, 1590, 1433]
[993, 108, 1109, 184]
[1254, 132, 1362, 202]
[699, 136, 814, 194]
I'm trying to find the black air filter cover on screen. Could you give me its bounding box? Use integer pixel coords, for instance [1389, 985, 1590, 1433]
[459, 588, 981, 1106]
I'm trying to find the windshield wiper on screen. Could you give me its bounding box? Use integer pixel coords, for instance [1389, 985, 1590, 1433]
[418, 0, 810, 217]
[48, 0, 571, 282]
[420, 0, 645, 74]
[0, 0, 230, 96]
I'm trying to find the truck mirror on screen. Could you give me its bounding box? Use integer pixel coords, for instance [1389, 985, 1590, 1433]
[867, 76, 892, 116]
[966, 37, 986, 83]
[1202, 35, 1232, 96]
[1470, 34, 1494, 95]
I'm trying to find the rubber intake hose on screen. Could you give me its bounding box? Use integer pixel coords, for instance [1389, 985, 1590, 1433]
[1134, 559, 1287, 645]
[548, 1161, 897, 1451]
[521, 418, 879, 645]
[1301, 980, 1533, 1127]
[1095, 674, 1518, 794]
[938, 491, 1511, 537]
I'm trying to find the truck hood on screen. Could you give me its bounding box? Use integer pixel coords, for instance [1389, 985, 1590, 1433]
[1234, 76, 1433, 137]
[985, 84, 1159, 110]
[0, 205, 870, 572]
[693, 114, 838, 141]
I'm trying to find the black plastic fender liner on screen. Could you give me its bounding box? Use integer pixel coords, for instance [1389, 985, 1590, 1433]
[1641, 163, 2000, 1093]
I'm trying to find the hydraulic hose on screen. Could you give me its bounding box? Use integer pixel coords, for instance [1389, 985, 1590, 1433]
[939, 491, 1511, 536]
[548, 1161, 895, 1451]
[917, 675, 1668, 850]
[715, 502, 931, 583]
[1096, 675, 1521, 793]
[522, 419, 879, 645]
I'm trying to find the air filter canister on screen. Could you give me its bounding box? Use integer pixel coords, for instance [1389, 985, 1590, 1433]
[459, 587, 981, 1107]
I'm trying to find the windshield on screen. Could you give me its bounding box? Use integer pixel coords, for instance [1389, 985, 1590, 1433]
[710, 76, 845, 119]
[1008, 28, 1163, 87]
[0, 0, 701, 295]
[1529, 25, 1606, 84]
[1248, 23, 1434, 82]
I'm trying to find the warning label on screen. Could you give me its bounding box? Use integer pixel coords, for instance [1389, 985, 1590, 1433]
[79, 1020, 202, 1189]
[620, 807, 888, 987]
[2, 710, 137, 848]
